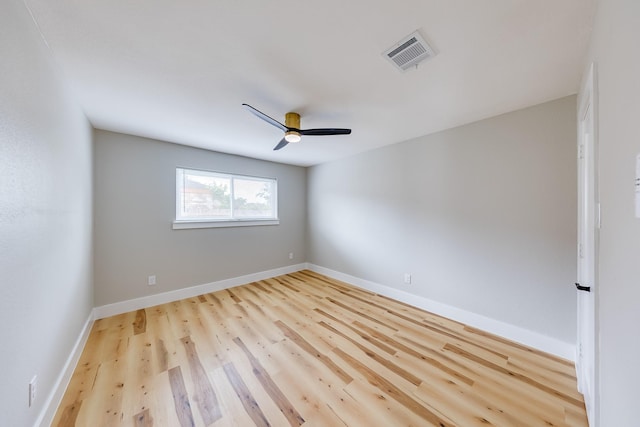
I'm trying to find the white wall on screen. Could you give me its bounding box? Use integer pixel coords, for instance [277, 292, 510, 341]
[308, 96, 577, 345]
[584, 1, 640, 425]
[93, 130, 306, 306]
[0, 1, 93, 426]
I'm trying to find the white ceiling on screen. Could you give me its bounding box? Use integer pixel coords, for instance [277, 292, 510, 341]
[25, 0, 595, 166]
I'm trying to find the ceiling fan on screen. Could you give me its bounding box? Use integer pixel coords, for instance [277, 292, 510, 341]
[242, 103, 351, 150]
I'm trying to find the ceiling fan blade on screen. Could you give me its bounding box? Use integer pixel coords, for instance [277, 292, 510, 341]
[299, 128, 352, 136]
[273, 138, 290, 151]
[242, 103, 287, 132]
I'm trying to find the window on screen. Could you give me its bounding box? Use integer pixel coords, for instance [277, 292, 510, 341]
[173, 168, 278, 229]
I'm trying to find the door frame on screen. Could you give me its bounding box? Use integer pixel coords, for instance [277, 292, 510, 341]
[576, 61, 599, 426]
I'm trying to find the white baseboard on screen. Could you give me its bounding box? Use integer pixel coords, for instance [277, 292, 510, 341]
[93, 263, 307, 319]
[36, 311, 94, 427]
[307, 264, 575, 361]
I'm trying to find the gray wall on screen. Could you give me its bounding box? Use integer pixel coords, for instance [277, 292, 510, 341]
[93, 130, 306, 306]
[308, 96, 577, 343]
[585, 1, 640, 425]
[0, 0, 93, 425]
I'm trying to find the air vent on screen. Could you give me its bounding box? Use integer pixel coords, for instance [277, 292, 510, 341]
[383, 31, 435, 72]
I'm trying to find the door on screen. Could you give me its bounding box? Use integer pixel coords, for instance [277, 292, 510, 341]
[576, 62, 597, 426]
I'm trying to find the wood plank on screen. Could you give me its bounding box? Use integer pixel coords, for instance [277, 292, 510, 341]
[54, 400, 82, 427]
[326, 297, 392, 330]
[133, 408, 153, 427]
[413, 376, 555, 427]
[352, 319, 474, 386]
[271, 369, 349, 426]
[222, 362, 271, 427]
[313, 308, 397, 355]
[275, 320, 353, 385]
[265, 339, 381, 427]
[74, 358, 127, 426]
[318, 320, 422, 387]
[333, 347, 456, 427]
[233, 336, 305, 427]
[179, 336, 222, 425]
[168, 366, 196, 427]
[133, 309, 147, 335]
[464, 325, 575, 367]
[218, 344, 292, 426]
[443, 343, 585, 408]
[122, 333, 154, 417]
[149, 369, 185, 427]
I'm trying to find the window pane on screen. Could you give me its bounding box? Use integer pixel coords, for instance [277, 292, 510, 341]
[233, 178, 274, 218]
[182, 172, 231, 219]
[176, 168, 277, 222]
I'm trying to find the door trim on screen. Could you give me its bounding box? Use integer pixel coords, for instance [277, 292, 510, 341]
[576, 61, 599, 426]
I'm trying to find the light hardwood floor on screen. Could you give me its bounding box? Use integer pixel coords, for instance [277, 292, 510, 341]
[53, 270, 588, 426]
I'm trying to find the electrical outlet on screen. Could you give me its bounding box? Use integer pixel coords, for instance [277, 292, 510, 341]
[403, 273, 412, 284]
[29, 375, 37, 407]
[288, 252, 294, 260]
[148, 275, 156, 286]
[579, 343, 583, 358]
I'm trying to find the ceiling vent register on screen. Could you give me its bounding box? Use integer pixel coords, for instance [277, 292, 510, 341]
[384, 31, 435, 71]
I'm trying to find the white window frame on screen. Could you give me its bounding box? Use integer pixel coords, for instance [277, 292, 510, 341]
[173, 167, 279, 229]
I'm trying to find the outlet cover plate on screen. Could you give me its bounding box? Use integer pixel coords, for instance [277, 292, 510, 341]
[29, 375, 37, 407]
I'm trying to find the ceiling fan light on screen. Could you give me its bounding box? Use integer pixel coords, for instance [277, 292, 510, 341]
[284, 131, 301, 143]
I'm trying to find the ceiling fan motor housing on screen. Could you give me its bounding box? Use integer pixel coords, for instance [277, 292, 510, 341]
[285, 112, 300, 129]
[284, 112, 302, 143]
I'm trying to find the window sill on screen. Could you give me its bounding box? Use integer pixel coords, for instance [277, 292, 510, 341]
[172, 219, 280, 230]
